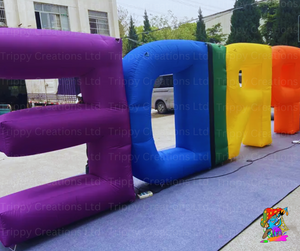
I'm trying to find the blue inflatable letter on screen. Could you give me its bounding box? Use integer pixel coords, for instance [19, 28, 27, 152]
[123, 40, 211, 184]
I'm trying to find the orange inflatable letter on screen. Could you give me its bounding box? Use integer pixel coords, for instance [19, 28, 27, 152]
[272, 46, 300, 134]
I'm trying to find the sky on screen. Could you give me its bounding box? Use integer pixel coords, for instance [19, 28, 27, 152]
[116, 0, 237, 25]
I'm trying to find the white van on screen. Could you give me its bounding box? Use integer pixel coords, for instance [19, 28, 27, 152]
[151, 71, 242, 113]
[151, 74, 174, 114]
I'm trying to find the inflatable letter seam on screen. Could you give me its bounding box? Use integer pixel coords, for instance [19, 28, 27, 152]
[0, 28, 135, 247]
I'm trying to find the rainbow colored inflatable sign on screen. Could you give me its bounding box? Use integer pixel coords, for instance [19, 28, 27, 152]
[0, 28, 299, 247]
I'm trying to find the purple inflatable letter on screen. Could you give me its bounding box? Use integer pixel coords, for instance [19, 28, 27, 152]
[0, 28, 135, 247]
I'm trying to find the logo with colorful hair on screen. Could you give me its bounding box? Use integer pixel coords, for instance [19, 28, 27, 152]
[260, 207, 289, 243]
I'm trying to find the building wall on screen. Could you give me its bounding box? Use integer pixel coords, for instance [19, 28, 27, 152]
[1, 0, 120, 105]
[204, 0, 269, 43]
[204, 11, 233, 41]
[3, 0, 120, 37]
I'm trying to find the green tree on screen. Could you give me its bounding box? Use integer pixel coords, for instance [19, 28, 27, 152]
[174, 23, 197, 40]
[125, 11, 197, 45]
[151, 10, 179, 29]
[142, 10, 153, 43]
[150, 10, 178, 40]
[206, 23, 227, 44]
[117, 7, 130, 56]
[151, 27, 174, 40]
[126, 16, 139, 54]
[150, 22, 196, 41]
[259, 0, 279, 45]
[117, 6, 129, 38]
[273, 0, 300, 46]
[196, 8, 207, 42]
[149, 11, 175, 40]
[227, 0, 263, 44]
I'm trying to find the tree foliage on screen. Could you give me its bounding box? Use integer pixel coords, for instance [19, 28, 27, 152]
[227, 0, 263, 44]
[118, 8, 228, 56]
[142, 10, 154, 43]
[196, 8, 207, 42]
[150, 10, 179, 29]
[175, 23, 197, 40]
[126, 16, 139, 54]
[207, 23, 227, 44]
[259, 0, 279, 45]
[117, 6, 129, 38]
[273, 0, 300, 46]
[117, 7, 130, 56]
[149, 11, 182, 40]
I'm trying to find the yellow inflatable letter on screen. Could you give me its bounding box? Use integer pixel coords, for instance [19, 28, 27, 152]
[226, 43, 272, 158]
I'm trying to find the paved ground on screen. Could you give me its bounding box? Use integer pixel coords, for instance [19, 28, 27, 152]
[221, 187, 300, 251]
[0, 110, 299, 250]
[153, 110, 300, 251]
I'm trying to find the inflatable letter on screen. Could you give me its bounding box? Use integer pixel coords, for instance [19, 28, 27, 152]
[272, 46, 300, 134]
[226, 43, 272, 158]
[0, 28, 135, 247]
[124, 40, 212, 184]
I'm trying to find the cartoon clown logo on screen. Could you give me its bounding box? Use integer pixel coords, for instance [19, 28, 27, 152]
[260, 207, 289, 243]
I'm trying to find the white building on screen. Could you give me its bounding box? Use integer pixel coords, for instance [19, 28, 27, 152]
[204, 9, 233, 40]
[204, 0, 268, 42]
[0, 0, 120, 107]
[0, 0, 119, 37]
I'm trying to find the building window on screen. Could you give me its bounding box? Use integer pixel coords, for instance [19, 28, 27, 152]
[34, 2, 70, 31]
[0, 0, 7, 26]
[88, 10, 110, 36]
